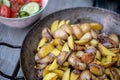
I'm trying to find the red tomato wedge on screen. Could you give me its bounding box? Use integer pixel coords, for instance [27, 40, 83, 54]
[0, 5, 11, 18]
[10, 0, 21, 12]
[30, 0, 42, 6]
[39, 0, 42, 7]
[11, 12, 18, 18]
[19, 0, 25, 5]
[30, 0, 40, 2]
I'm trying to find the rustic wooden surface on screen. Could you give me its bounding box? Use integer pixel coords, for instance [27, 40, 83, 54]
[0, 0, 93, 80]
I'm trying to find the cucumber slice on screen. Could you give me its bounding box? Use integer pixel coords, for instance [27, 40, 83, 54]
[3, 0, 10, 7]
[20, 2, 40, 15]
[18, 11, 30, 18]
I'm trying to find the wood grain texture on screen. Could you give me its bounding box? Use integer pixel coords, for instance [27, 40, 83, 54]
[0, 0, 93, 79]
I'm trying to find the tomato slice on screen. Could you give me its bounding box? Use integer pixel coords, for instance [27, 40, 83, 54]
[19, 0, 25, 5]
[11, 12, 18, 18]
[39, 0, 42, 7]
[25, 0, 42, 7]
[0, 5, 11, 18]
[10, 0, 21, 13]
[30, 0, 42, 7]
[30, 0, 40, 2]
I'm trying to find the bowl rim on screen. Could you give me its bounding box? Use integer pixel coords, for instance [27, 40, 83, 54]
[0, 0, 48, 20]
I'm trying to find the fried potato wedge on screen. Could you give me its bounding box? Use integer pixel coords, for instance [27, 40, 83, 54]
[90, 22, 102, 30]
[68, 35, 74, 50]
[53, 69, 64, 78]
[43, 65, 50, 77]
[51, 20, 59, 33]
[37, 37, 47, 51]
[70, 70, 80, 80]
[51, 48, 60, 56]
[48, 59, 59, 71]
[43, 72, 58, 80]
[80, 23, 91, 33]
[98, 43, 116, 56]
[62, 42, 69, 52]
[38, 43, 54, 58]
[58, 20, 66, 28]
[62, 68, 70, 80]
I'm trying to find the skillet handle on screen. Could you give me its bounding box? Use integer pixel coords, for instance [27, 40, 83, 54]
[0, 42, 25, 80]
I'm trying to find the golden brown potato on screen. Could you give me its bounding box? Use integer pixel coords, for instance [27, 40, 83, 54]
[61, 24, 73, 35]
[75, 40, 89, 45]
[80, 23, 91, 33]
[81, 53, 95, 64]
[80, 70, 92, 80]
[98, 34, 118, 48]
[37, 37, 47, 51]
[43, 72, 58, 80]
[51, 38, 64, 46]
[63, 62, 69, 67]
[62, 68, 70, 80]
[43, 65, 50, 77]
[92, 75, 99, 80]
[36, 55, 54, 64]
[62, 42, 70, 52]
[90, 29, 98, 39]
[68, 54, 86, 70]
[109, 48, 120, 54]
[101, 62, 115, 68]
[38, 43, 54, 58]
[68, 35, 74, 50]
[56, 44, 63, 51]
[76, 51, 84, 58]
[70, 70, 80, 80]
[48, 59, 59, 71]
[105, 68, 120, 80]
[51, 48, 60, 56]
[51, 20, 59, 33]
[58, 20, 66, 28]
[95, 51, 101, 60]
[57, 51, 71, 66]
[53, 69, 64, 78]
[98, 43, 116, 56]
[74, 45, 85, 51]
[109, 34, 119, 45]
[42, 28, 53, 42]
[53, 28, 68, 40]
[80, 32, 92, 41]
[89, 64, 103, 76]
[90, 22, 102, 30]
[90, 39, 98, 47]
[112, 56, 118, 62]
[72, 25, 83, 39]
[65, 20, 70, 24]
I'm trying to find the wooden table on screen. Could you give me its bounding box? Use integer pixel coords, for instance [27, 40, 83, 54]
[0, 0, 93, 80]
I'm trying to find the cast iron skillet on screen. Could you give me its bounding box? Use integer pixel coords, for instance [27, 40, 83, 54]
[0, 7, 120, 80]
[21, 7, 120, 80]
